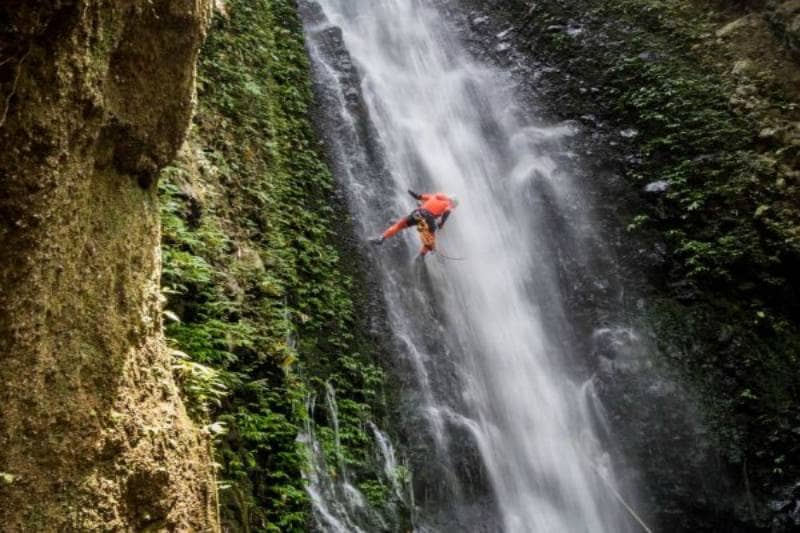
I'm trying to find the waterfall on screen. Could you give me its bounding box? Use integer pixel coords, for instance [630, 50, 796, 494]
[299, 384, 406, 532]
[300, 0, 640, 530]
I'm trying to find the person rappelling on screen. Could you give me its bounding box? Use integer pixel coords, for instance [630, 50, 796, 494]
[371, 190, 459, 257]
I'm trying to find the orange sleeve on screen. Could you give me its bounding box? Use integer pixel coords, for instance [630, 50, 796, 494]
[419, 193, 431, 201]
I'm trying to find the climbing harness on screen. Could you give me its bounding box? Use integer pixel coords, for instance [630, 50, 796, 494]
[414, 212, 436, 253]
[412, 211, 467, 261]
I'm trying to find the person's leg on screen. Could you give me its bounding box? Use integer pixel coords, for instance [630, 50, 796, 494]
[381, 214, 414, 240]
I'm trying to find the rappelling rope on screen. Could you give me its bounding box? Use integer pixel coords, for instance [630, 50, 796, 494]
[434, 251, 467, 261]
[559, 414, 653, 533]
[583, 458, 654, 533]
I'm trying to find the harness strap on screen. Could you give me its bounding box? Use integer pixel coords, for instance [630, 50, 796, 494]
[413, 210, 436, 250]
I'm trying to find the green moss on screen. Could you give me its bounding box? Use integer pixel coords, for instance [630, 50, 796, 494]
[159, 0, 402, 530]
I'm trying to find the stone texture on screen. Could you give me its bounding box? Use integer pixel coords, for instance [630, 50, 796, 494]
[767, 0, 800, 56]
[0, 1, 217, 530]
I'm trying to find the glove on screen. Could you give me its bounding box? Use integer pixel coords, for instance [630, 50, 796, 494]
[407, 189, 421, 200]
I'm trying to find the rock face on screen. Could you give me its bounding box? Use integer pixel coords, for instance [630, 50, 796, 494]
[767, 0, 800, 56]
[0, 1, 217, 530]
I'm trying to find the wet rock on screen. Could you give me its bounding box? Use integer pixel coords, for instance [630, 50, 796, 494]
[731, 59, 754, 76]
[624, 154, 643, 166]
[717, 324, 735, 343]
[644, 180, 669, 193]
[452, 0, 800, 530]
[300, 0, 326, 25]
[735, 83, 757, 97]
[693, 153, 721, 164]
[590, 326, 642, 363]
[759, 126, 780, 139]
[646, 379, 678, 398]
[768, 481, 800, 529]
[471, 15, 489, 28]
[637, 50, 660, 62]
[637, 241, 668, 270]
[566, 24, 584, 37]
[717, 14, 764, 39]
[667, 279, 701, 301]
[344, 86, 360, 101]
[496, 27, 514, 40]
[766, 0, 800, 56]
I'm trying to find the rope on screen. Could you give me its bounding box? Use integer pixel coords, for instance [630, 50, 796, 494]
[434, 251, 467, 261]
[584, 459, 654, 533]
[558, 413, 653, 533]
[541, 388, 653, 533]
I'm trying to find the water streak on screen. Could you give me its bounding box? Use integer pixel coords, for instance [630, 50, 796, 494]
[300, 385, 404, 532]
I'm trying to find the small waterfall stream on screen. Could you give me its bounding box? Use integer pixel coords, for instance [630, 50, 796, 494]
[300, 383, 408, 532]
[300, 1, 641, 531]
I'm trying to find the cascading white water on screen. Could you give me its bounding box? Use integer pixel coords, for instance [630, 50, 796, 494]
[299, 384, 405, 532]
[301, 1, 639, 531]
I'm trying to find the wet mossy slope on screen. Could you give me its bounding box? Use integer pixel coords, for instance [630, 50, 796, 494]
[470, 0, 800, 529]
[159, 1, 405, 530]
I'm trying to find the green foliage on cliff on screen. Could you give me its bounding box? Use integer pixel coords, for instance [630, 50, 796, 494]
[598, 6, 798, 300]
[582, 5, 800, 502]
[522, 0, 799, 304]
[498, 0, 800, 525]
[159, 1, 403, 530]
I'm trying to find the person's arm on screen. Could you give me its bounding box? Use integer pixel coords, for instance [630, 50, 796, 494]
[407, 189, 422, 200]
[438, 210, 451, 229]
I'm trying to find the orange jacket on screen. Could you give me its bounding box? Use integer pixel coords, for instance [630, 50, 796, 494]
[419, 193, 454, 217]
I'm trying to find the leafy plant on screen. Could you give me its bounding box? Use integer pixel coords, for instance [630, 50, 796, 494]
[159, 0, 403, 530]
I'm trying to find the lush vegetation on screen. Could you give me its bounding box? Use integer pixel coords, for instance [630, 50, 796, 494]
[497, 0, 800, 526]
[159, 1, 404, 530]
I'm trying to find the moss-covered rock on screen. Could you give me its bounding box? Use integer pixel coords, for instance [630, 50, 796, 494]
[766, 0, 800, 55]
[0, 1, 217, 531]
